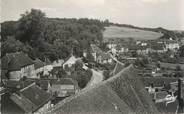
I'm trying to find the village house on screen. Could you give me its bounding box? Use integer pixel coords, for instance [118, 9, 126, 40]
[48, 78, 79, 98]
[1, 52, 36, 81]
[62, 55, 81, 69]
[9, 83, 52, 114]
[52, 59, 64, 67]
[118, 44, 129, 53]
[107, 43, 117, 55]
[153, 91, 169, 103]
[90, 44, 113, 64]
[136, 45, 151, 55]
[164, 40, 180, 51]
[96, 53, 112, 64]
[150, 42, 166, 53]
[90, 44, 103, 61]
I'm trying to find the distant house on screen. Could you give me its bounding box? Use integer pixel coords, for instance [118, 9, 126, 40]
[52, 59, 64, 67]
[10, 83, 52, 114]
[90, 44, 103, 61]
[107, 43, 117, 55]
[43, 65, 53, 76]
[62, 55, 81, 69]
[151, 42, 166, 53]
[154, 91, 169, 103]
[90, 44, 113, 64]
[165, 40, 179, 51]
[1, 52, 36, 81]
[136, 45, 151, 55]
[48, 78, 79, 98]
[97, 53, 112, 64]
[119, 45, 129, 53]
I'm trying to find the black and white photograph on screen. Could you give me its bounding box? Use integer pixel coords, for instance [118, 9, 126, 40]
[0, 0, 184, 114]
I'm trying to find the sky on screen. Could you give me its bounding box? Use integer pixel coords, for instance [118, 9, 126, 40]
[1, 0, 184, 30]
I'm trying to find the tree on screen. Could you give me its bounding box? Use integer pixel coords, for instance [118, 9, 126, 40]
[103, 70, 111, 80]
[17, 9, 46, 46]
[175, 65, 184, 77]
[86, 51, 95, 62]
[1, 36, 24, 56]
[179, 45, 184, 57]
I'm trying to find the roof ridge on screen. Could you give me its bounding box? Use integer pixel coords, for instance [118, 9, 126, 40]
[46, 65, 134, 113]
[20, 83, 35, 92]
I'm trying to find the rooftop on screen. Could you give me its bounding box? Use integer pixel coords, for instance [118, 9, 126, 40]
[10, 83, 52, 113]
[1, 52, 34, 71]
[46, 65, 158, 114]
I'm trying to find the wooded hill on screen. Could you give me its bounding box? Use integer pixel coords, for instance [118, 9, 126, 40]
[1, 9, 109, 61]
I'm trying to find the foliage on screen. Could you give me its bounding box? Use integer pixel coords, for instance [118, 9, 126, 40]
[103, 70, 111, 80]
[179, 45, 184, 57]
[1, 36, 24, 56]
[1, 9, 107, 62]
[134, 56, 149, 68]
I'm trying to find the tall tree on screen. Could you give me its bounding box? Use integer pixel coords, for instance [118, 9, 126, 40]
[16, 9, 46, 46]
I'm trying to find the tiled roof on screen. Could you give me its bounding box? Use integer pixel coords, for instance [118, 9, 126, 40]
[3, 80, 35, 90]
[46, 65, 158, 114]
[90, 44, 103, 54]
[99, 53, 111, 60]
[154, 91, 168, 100]
[1, 52, 34, 71]
[151, 43, 165, 50]
[10, 83, 52, 113]
[34, 58, 45, 69]
[49, 78, 75, 85]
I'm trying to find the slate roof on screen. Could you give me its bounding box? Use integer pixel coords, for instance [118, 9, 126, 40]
[10, 83, 52, 113]
[1, 52, 34, 71]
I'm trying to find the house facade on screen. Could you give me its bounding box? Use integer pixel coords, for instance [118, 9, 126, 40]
[48, 78, 79, 97]
[96, 53, 112, 64]
[2, 52, 36, 81]
[62, 56, 81, 69]
[165, 40, 180, 51]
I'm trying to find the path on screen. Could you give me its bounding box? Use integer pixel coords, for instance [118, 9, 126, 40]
[87, 69, 104, 87]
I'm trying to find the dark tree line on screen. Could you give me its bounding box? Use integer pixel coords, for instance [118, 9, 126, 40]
[1, 9, 110, 61]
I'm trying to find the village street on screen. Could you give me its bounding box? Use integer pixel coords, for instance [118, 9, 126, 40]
[87, 69, 104, 87]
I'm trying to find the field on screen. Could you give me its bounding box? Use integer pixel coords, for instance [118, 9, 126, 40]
[103, 26, 163, 41]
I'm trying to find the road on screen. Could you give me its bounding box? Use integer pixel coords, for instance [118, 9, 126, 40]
[87, 69, 104, 87]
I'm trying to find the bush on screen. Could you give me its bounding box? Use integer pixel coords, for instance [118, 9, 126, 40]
[103, 70, 111, 80]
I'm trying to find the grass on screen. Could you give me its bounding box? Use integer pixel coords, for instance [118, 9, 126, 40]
[103, 26, 163, 41]
[46, 65, 158, 114]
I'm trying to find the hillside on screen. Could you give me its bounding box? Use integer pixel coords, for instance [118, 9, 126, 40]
[46, 65, 158, 114]
[103, 26, 163, 41]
